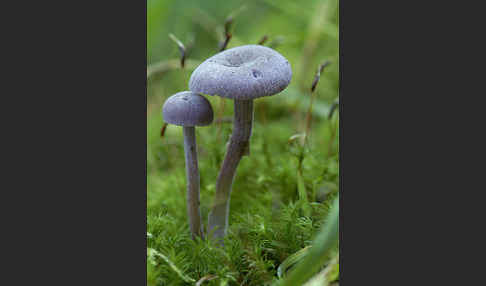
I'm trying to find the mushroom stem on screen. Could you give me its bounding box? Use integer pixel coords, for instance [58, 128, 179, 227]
[208, 99, 253, 240]
[183, 126, 204, 239]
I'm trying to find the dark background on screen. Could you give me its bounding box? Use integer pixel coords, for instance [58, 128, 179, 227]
[2, 0, 478, 285]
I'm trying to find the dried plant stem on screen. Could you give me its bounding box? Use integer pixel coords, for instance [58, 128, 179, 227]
[208, 99, 253, 241]
[303, 61, 330, 144]
[183, 126, 203, 239]
[327, 117, 338, 158]
[219, 34, 232, 52]
[303, 92, 317, 144]
[160, 122, 168, 138]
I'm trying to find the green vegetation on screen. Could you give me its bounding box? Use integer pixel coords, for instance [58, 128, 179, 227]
[147, 0, 339, 284]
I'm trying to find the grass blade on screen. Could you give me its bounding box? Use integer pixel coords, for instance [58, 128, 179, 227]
[147, 248, 195, 283]
[303, 253, 339, 286]
[277, 246, 311, 278]
[276, 196, 339, 286]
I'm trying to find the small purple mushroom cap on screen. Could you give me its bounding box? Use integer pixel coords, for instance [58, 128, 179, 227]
[189, 45, 292, 100]
[162, 91, 214, 127]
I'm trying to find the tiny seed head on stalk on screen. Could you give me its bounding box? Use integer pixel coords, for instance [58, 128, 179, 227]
[169, 33, 186, 68]
[258, 35, 269, 45]
[218, 33, 232, 52]
[311, 60, 331, 92]
[218, 16, 233, 51]
[303, 60, 331, 145]
[160, 122, 168, 138]
[218, 5, 246, 51]
[328, 99, 339, 120]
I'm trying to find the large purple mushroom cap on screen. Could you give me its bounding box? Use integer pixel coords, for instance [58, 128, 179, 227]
[189, 45, 292, 100]
[162, 91, 214, 127]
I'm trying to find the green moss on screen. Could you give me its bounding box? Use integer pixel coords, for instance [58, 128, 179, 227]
[147, 105, 339, 285]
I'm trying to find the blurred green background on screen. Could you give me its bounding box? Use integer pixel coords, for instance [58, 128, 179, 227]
[148, 0, 338, 103]
[147, 0, 339, 285]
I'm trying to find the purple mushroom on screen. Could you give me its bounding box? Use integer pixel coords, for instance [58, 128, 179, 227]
[189, 45, 292, 239]
[162, 91, 214, 239]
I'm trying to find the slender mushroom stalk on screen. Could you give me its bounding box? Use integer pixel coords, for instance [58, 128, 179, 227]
[208, 99, 253, 239]
[182, 126, 202, 238]
[162, 91, 214, 240]
[189, 45, 292, 240]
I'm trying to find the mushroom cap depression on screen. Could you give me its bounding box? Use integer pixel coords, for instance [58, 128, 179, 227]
[162, 91, 214, 127]
[189, 45, 292, 100]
